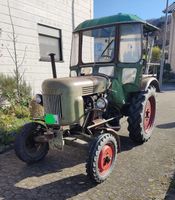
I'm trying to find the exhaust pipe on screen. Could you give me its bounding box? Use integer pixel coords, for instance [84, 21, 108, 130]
[49, 53, 57, 78]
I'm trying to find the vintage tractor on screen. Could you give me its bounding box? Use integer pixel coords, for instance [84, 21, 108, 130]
[15, 13, 159, 183]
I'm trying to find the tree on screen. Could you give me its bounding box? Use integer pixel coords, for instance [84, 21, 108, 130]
[151, 46, 161, 63]
[5, 0, 27, 101]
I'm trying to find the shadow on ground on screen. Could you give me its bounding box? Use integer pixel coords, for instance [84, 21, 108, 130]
[156, 122, 175, 129]
[165, 173, 175, 200]
[0, 144, 97, 200]
[120, 135, 141, 152]
[0, 135, 140, 200]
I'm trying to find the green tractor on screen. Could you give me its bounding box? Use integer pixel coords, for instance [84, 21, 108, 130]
[15, 13, 159, 183]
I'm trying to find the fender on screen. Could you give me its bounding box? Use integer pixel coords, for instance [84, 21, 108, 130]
[141, 76, 160, 92]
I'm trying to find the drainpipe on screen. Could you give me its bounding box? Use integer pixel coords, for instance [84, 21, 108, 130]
[72, 0, 75, 31]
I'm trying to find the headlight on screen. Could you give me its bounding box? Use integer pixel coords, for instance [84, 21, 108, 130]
[96, 97, 108, 109]
[35, 94, 43, 105]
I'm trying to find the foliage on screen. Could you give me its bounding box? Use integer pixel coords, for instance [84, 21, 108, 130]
[1, 105, 30, 118]
[0, 110, 30, 145]
[0, 73, 31, 107]
[151, 46, 161, 63]
[0, 74, 31, 145]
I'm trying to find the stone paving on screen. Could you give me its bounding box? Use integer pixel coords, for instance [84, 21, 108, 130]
[0, 91, 175, 200]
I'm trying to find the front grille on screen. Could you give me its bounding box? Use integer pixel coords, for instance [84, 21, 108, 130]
[82, 86, 95, 95]
[43, 94, 62, 118]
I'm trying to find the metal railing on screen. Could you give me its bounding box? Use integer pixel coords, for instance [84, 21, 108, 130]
[143, 62, 160, 77]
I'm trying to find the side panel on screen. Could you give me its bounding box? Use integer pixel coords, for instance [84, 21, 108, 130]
[109, 79, 125, 108]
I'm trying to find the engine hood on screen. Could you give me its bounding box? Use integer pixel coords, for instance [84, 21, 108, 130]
[42, 75, 109, 96]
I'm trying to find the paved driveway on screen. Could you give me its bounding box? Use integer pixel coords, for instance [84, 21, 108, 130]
[0, 90, 175, 200]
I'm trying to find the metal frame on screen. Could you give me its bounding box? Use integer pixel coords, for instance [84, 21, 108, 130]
[38, 23, 64, 62]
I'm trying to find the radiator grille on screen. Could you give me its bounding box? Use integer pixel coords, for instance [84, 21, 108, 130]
[82, 86, 95, 95]
[43, 94, 62, 118]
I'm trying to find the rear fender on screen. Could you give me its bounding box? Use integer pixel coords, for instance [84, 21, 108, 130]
[141, 77, 160, 92]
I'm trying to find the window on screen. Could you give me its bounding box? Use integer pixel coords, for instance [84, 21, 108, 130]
[82, 26, 115, 63]
[38, 24, 63, 62]
[71, 33, 79, 66]
[119, 24, 142, 63]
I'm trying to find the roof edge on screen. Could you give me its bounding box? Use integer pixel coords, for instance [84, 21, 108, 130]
[74, 13, 158, 33]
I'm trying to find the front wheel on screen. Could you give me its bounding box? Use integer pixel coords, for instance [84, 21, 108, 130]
[14, 122, 49, 164]
[127, 87, 156, 144]
[86, 133, 117, 183]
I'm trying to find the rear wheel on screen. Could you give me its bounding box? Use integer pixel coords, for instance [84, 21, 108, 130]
[127, 87, 156, 144]
[15, 122, 49, 164]
[86, 133, 117, 183]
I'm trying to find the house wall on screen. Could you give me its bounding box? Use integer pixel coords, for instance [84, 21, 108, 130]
[169, 12, 175, 73]
[0, 0, 93, 93]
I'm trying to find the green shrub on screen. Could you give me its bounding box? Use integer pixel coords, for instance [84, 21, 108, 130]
[0, 113, 17, 145]
[0, 104, 30, 119]
[0, 74, 31, 145]
[0, 111, 30, 145]
[0, 73, 31, 107]
[151, 46, 161, 63]
[13, 105, 30, 118]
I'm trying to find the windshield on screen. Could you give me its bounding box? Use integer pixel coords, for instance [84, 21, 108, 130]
[82, 26, 116, 63]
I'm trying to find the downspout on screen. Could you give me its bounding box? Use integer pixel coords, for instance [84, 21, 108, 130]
[72, 0, 75, 31]
[69, 0, 75, 76]
[170, 12, 175, 70]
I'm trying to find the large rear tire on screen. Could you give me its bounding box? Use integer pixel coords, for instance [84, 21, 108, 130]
[127, 87, 156, 144]
[15, 122, 49, 164]
[86, 133, 117, 183]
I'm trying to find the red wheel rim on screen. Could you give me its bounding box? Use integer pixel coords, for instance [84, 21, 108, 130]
[143, 96, 156, 133]
[98, 143, 114, 175]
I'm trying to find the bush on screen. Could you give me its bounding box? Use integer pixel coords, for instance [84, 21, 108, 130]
[0, 111, 30, 145]
[151, 46, 161, 63]
[13, 105, 30, 118]
[0, 112, 18, 145]
[0, 74, 31, 145]
[0, 73, 31, 107]
[1, 104, 30, 118]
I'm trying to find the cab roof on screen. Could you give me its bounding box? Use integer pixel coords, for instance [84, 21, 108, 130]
[74, 13, 159, 33]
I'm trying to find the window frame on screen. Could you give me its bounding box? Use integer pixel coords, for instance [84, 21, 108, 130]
[118, 23, 142, 64]
[79, 25, 117, 65]
[38, 24, 63, 62]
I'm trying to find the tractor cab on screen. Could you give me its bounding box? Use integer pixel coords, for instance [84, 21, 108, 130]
[70, 13, 159, 95]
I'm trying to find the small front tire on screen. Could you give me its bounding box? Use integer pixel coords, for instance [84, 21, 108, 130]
[86, 133, 117, 183]
[15, 122, 49, 164]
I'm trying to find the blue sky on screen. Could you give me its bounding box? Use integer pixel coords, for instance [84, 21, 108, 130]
[94, 0, 174, 20]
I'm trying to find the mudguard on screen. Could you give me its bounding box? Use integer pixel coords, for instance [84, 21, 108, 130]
[141, 76, 160, 92]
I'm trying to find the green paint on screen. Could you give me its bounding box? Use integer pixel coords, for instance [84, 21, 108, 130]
[44, 114, 57, 125]
[74, 13, 158, 32]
